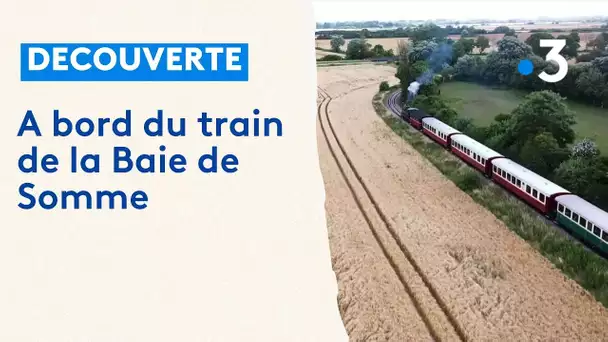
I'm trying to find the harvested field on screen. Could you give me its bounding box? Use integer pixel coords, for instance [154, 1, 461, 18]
[317, 63, 608, 341]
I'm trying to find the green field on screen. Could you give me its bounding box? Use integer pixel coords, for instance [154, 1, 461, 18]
[439, 82, 608, 152]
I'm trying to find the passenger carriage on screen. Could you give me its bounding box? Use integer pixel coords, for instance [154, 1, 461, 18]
[491, 159, 571, 215]
[555, 195, 608, 254]
[394, 101, 608, 256]
[421, 117, 460, 148]
[404, 107, 431, 130]
[450, 135, 504, 175]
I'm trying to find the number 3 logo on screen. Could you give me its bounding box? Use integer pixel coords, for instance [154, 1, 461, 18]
[538, 39, 568, 83]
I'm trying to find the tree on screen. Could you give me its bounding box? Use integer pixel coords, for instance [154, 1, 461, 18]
[591, 56, 608, 73]
[318, 54, 343, 62]
[408, 40, 439, 63]
[588, 32, 608, 51]
[501, 91, 576, 152]
[372, 44, 386, 56]
[525, 32, 555, 57]
[571, 138, 600, 159]
[575, 65, 608, 106]
[577, 50, 606, 63]
[554, 156, 608, 210]
[345, 38, 373, 60]
[516, 54, 556, 91]
[411, 23, 447, 43]
[553, 61, 590, 99]
[411, 94, 457, 124]
[395, 41, 414, 102]
[379, 81, 390, 91]
[556, 32, 580, 59]
[492, 26, 515, 35]
[453, 55, 485, 81]
[330, 36, 345, 53]
[452, 38, 475, 61]
[475, 36, 490, 54]
[519, 133, 570, 177]
[483, 36, 533, 85]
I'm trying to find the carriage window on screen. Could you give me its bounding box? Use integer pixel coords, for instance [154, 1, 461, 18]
[572, 213, 579, 222]
[507, 174, 511, 182]
[516, 179, 521, 187]
[501, 171, 506, 178]
[493, 166, 497, 172]
[594, 226, 601, 237]
[539, 193, 545, 203]
[526, 185, 531, 194]
[565, 208, 571, 217]
[481, 158, 485, 165]
[587, 222, 593, 231]
[602, 231, 608, 243]
[580, 217, 587, 228]
[558, 204, 564, 213]
[532, 189, 538, 198]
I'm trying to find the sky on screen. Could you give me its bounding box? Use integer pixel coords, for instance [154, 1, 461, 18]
[313, 1, 608, 22]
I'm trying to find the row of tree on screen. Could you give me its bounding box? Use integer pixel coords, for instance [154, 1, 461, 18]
[328, 33, 489, 62]
[393, 27, 608, 211]
[317, 23, 608, 41]
[316, 24, 520, 40]
[328, 36, 396, 59]
[451, 36, 608, 107]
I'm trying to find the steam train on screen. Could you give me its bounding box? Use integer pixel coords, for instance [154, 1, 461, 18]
[398, 105, 608, 255]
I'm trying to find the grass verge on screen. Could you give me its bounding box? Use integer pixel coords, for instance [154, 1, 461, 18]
[373, 89, 608, 308]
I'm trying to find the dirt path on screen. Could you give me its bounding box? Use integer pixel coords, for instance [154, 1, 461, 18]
[317, 64, 608, 341]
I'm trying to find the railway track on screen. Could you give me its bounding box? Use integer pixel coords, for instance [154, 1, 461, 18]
[317, 86, 468, 342]
[386, 89, 403, 117]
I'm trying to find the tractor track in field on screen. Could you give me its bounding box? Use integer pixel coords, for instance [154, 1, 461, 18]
[317, 86, 468, 342]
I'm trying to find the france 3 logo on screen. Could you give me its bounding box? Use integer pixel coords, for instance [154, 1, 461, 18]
[518, 39, 569, 83]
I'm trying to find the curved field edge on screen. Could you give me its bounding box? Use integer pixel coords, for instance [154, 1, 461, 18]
[373, 89, 608, 309]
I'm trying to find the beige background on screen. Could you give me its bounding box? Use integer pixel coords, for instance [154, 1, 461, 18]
[0, 0, 348, 341]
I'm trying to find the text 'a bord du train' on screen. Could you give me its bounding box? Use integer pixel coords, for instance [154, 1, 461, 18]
[15, 109, 283, 210]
